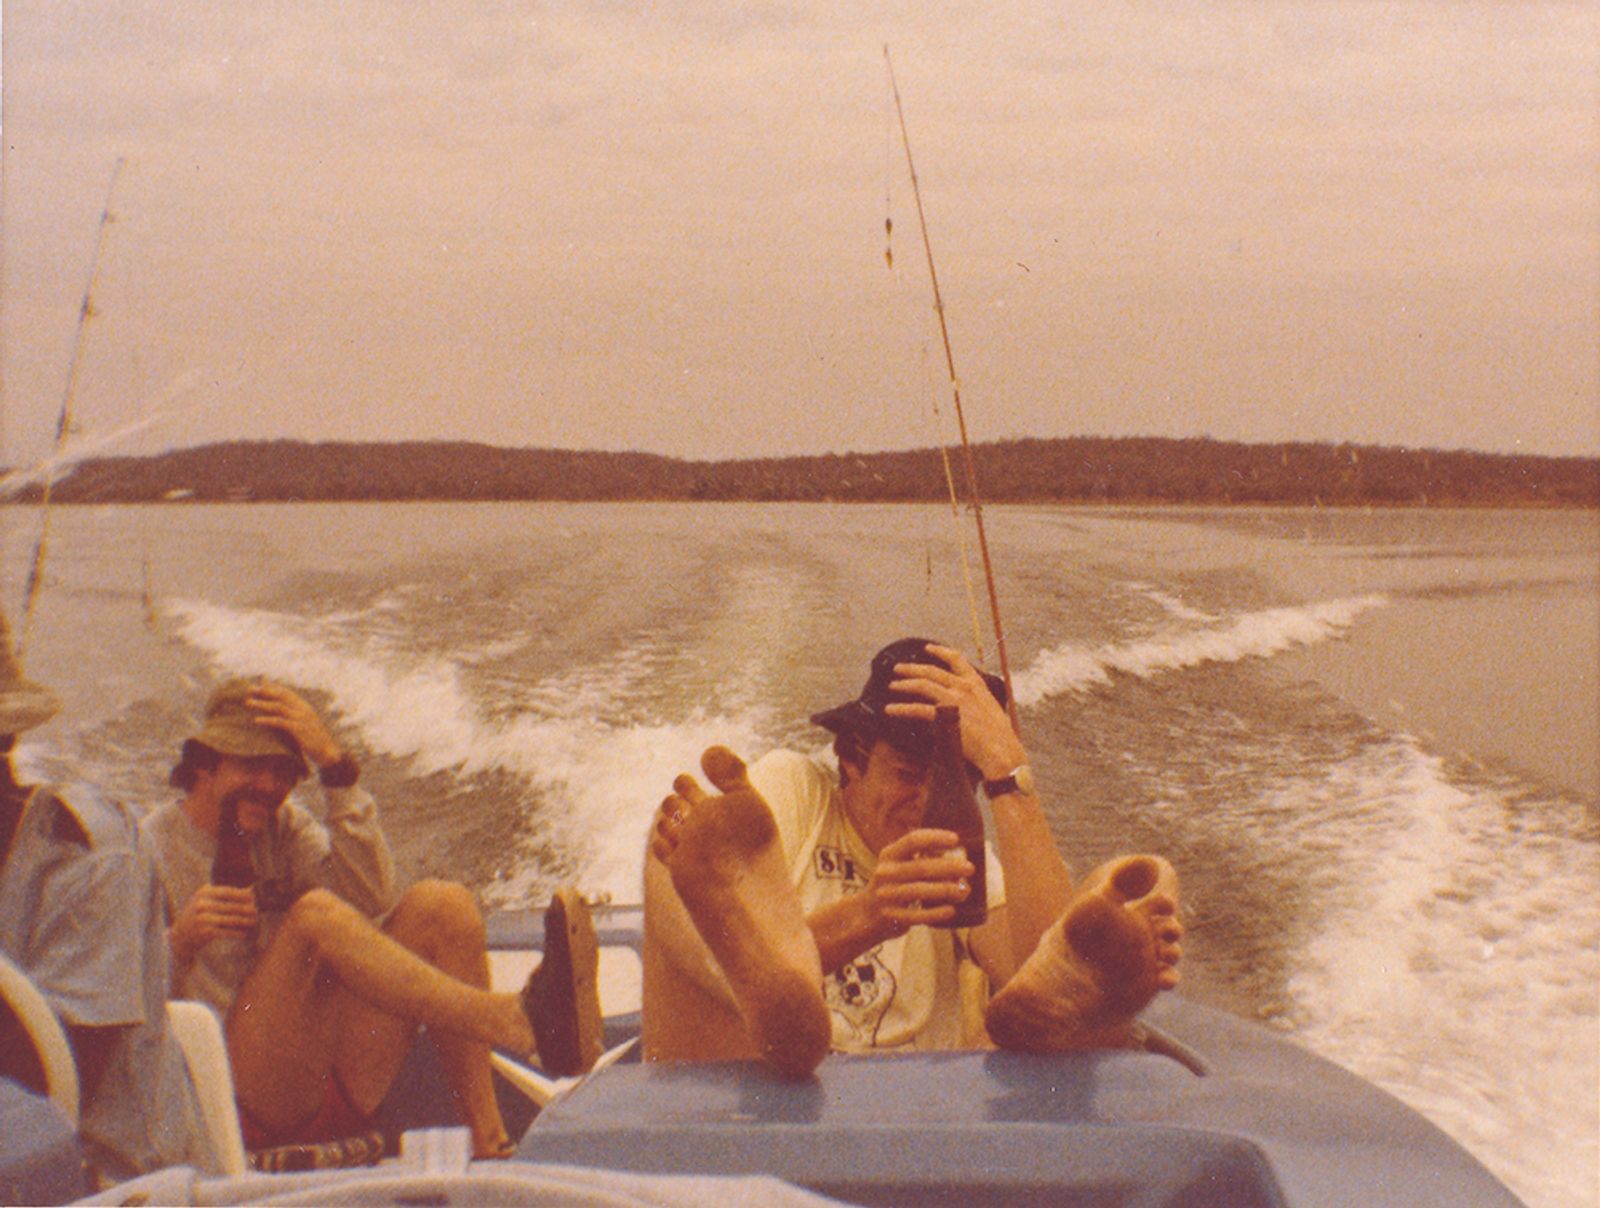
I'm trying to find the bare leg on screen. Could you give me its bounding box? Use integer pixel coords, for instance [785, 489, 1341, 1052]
[985, 854, 1183, 1052]
[332, 880, 510, 1158]
[642, 746, 830, 1078]
[642, 854, 757, 1064]
[228, 885, 586, 1135]
[225, 932, 341, 1134]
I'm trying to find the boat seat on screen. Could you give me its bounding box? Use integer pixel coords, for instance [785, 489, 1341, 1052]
[0, 951, 79, 1126]
[165, 999, 249, 1175]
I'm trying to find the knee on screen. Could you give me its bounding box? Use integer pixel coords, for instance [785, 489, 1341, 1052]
[280, 887, 350, 947]
[390, 879, 485, 949]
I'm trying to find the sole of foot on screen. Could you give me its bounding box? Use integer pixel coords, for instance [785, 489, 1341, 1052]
[668, 746, 831, 1079]
[986, 853, 1180, 1053]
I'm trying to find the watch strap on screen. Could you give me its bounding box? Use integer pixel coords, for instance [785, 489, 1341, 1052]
[981, 765, 1034, 798]
[319, 755, 361, 789]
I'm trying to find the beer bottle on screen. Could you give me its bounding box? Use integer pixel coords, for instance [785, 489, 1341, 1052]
[922, 704, 987, 928]
[211, 797, 256, 888]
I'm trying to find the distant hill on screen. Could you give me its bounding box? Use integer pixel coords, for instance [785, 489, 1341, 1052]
[4, 436, 1597, 507]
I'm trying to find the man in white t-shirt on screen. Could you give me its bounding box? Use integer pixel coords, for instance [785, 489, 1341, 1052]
[641, 638, 1184, 1077]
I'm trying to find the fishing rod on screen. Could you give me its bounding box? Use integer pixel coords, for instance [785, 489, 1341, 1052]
[19, 156, 126, 658]
[883, 47, 1020, 734]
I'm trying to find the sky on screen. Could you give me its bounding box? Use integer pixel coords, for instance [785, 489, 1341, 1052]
[2, 1, 1597, 471]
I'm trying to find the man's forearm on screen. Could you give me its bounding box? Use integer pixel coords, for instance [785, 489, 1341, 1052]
[987, 788, 1073, 967]
[806, 895, 900, 976]
[319, 784, 398, 914]
[166, 923, 194, 970]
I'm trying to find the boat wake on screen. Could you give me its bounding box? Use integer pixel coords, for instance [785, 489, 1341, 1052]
[1014, 594, 1388, 707]
[1280, 736, 1599, 1208]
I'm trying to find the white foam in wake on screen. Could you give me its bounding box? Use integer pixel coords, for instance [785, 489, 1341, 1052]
[1125, 582, 1220, 624]
[1282, 738, 1599, 1208]
[1014, 594, 1388, 707]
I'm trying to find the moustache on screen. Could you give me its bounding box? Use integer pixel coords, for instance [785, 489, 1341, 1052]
[221, 786, 285, 814]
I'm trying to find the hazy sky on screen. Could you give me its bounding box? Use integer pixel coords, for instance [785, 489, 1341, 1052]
[3, 1, 1596, 470]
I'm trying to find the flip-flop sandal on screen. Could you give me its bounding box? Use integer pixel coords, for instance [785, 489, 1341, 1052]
[519, 887, 603, 1076]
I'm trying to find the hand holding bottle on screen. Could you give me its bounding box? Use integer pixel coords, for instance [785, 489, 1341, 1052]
[169, 883, 258, 964]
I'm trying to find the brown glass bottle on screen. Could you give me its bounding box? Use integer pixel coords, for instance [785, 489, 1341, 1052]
[922, 704, 987, 929]
[211, 797, 256, 888]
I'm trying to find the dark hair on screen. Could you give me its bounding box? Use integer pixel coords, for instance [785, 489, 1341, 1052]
[833, 729, 869, 788]
[833, 725, 936, 789]
[832, 722, 984, 791]
[169, 739, 224, 791]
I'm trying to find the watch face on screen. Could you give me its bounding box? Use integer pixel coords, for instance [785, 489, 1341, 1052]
[986, 766, 1036, 797]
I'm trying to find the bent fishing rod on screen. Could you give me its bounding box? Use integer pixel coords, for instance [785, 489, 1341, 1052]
[19, 156, 125, 659]
[883, 47, 1020, 735]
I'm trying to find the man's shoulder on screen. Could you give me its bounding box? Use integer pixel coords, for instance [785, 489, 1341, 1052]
[6, 792, 150, 961]
[273, 796, 330, 842]
[748, 749, 838, 831]
[26, 784, 137, 853]
[138, 799, 192, 851]
[749, 748, 834, 792]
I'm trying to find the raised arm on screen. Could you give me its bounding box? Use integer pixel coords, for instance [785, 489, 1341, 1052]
[246, 682, 396, 913]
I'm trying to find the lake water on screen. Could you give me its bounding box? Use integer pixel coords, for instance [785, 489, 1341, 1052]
[4, 500, 1595, 1208]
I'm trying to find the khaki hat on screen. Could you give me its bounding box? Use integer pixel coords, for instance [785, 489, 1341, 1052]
[0, 611, 62, 736]
[188, 678, 308, 776]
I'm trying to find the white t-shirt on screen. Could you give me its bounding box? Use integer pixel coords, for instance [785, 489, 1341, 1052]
[749, 749, 1005, 1053]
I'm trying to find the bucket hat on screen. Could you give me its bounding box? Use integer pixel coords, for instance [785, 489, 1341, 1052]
[0, 612, 61, 736]
[809, 637, 1006, 757]
[187, 678, 308, 777]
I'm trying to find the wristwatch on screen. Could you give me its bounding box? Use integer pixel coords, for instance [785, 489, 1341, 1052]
[319, 754, 361, 788]
[981, 764, 1035, 798]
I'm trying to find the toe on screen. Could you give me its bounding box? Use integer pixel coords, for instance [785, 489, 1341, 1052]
[673, 773, 708, 804]
[1106, 855, 1161, 904]
[651, 794, 688, 861]
[701, 745, 753, 792]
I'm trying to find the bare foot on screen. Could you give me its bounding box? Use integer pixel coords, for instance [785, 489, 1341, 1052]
[661, 746, 831, 1078]
[985, 854, 1182, 1052]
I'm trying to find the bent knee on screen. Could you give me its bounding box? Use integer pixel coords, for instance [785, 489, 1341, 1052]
[282, 886, 349, 939]
[388, 878, 485, 947]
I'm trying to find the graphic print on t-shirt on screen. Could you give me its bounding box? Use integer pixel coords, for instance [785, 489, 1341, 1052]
[826, 947, 898, 1044]
[813, 842, 898, 1044]
[812, 843, 864, 884]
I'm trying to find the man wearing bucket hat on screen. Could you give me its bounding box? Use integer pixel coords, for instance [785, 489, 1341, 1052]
[142, 677, 602, 1161]
[1, 612, 212, 1181]
[641, 637, 1184, 1077]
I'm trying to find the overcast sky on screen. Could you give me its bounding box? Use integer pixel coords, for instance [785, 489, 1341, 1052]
[2, 1, 1596, 470]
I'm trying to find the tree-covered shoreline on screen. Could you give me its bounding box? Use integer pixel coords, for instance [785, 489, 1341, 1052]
[5, 436, 1596, 507]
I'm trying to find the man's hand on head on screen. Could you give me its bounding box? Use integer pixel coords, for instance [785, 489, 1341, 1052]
[245, 682, 344, 769]
[882, 643, 1027, 781]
